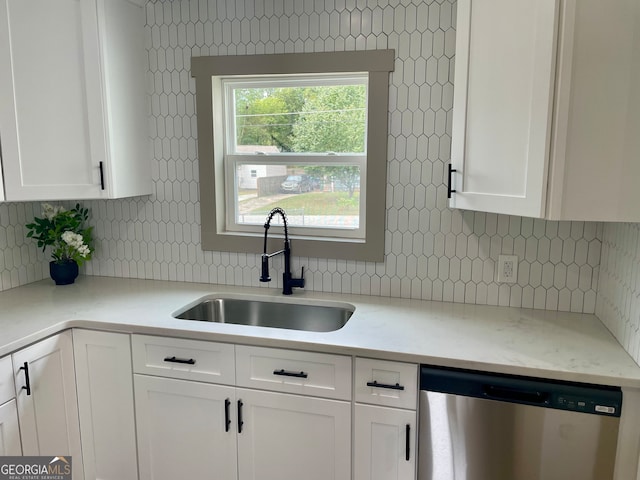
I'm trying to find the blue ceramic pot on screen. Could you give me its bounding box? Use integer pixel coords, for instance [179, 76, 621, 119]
[49, 260, 79, 285]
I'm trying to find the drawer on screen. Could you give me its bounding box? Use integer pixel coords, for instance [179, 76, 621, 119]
[0, 356, 14, 405]
[235, 345, 351, 400]
[355, 358, 417, 410]
[132, 335, 235, 385]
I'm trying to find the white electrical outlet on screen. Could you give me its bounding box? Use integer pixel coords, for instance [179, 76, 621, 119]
[497, 255, 518, 284]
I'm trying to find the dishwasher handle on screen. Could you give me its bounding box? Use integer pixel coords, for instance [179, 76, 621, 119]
[483, 384, 549, 404]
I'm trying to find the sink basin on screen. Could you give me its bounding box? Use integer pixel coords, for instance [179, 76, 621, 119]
[173, 296, 354, 332]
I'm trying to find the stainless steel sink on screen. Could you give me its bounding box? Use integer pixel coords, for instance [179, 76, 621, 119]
[173, 296, 354, 332]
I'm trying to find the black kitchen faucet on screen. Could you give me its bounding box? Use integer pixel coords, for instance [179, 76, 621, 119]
[259, 207, 305, 295]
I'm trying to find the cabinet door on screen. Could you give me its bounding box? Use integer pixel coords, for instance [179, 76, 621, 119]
[97, 0, 150, 199]
[0, 0, 105, 200]
[74, 330, 138, 480]
[449, 0, 559, 217]
[237, 388, 351, 480]
[12, 331, 83, 479]
[134, 375, 237, 480]
[0, 399, 21, 456]
[354, 404, 416, 480]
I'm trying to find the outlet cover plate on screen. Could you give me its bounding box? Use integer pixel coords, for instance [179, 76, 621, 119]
[497, 255, 518, 284]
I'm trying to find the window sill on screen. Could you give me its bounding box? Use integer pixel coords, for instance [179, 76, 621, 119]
[202, 228, 383, 262]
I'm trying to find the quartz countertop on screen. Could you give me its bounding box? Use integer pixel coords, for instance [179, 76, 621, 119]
[1, 276, 639, 388]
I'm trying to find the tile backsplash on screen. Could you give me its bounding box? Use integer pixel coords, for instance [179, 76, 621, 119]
[0, 0, 603, 315]
[0, 203, 47, 291]
[75, 0, 601, 313]
[597, 223, 640, 363]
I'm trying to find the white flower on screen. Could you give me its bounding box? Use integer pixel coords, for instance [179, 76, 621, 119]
[61, 231, 91, 258]
[61, 231, 81, 246]
[42, 203, 66, 220]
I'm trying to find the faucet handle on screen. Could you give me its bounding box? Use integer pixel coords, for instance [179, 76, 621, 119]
[291, 266, 305, 289]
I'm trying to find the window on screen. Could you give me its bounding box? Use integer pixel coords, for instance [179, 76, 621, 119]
[224, 74, 367, 239]
[192, 50, 394, 261]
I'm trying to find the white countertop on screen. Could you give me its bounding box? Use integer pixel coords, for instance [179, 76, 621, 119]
[1, 276, 639, 388]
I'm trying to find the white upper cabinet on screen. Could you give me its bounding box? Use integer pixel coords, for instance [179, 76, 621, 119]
[0, 0, 150, 201]
[450, 0, 640, 221]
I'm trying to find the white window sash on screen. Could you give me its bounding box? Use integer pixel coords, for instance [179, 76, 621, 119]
[224, 154, 367, 240]
[222, 73, 369, 156]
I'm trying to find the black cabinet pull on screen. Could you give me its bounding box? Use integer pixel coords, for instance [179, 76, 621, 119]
[99, 161, 105, 190]
[237, 400, 244, 433]
[273, 369, 308, 379]
[447, 163, 457, 198]
[224, 398, 231, 432]
[366, 381, 405, 391]
[20, 362, 31, 396]
[405, 424, 410, 461]
[163, 356, 196, 365]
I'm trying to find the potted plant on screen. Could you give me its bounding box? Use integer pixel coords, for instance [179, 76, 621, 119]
[26, 203, 94, 285]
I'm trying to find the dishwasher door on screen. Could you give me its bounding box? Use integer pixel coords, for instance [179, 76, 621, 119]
[418, 367, 621, 480]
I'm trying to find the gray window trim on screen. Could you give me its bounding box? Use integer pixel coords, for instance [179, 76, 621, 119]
[191, 50, 394, 262]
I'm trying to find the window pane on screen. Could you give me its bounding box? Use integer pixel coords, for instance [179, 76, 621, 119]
[232, 82, 367, 154]
[235, 164, 361, 230]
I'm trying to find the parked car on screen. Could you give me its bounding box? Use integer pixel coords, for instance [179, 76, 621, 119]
[280, 175, 312, 193]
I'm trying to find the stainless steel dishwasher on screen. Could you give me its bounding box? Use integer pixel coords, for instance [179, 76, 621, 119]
[418, 365, 622, 480]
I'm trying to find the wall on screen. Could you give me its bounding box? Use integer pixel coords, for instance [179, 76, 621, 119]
[597, 223, 640, 363]
[0, 0, 597, 314]
[83, 0, 603, 312]
[0, 203, 47, 291]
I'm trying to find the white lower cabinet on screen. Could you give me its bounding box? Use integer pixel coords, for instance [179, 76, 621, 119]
[132, 337, 353, 480]
[237, 388, 351, 480]
[74, 329, 138, 480]
[355, 404, 416, 480]
[134, 376, 351, 480]
[0, 399, 21, 455]
[2, 331, 419, 480]
[12, 331, 84, 480]
[134, 375, 237, 480]
[0, 355, 19, 455]
[354, 358, 419, 480]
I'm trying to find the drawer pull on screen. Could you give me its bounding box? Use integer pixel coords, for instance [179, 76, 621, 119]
[273, 369, 308, 379]
[163, 356, 196, 365]
[366, 381, 405, 391]
[20, 362, 31, 396]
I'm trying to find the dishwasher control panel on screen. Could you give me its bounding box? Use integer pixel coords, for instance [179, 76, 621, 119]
[555, 394, 619, 416]
[421, 365, 622, 417]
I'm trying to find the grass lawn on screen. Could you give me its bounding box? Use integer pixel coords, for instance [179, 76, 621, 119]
[245, 191, 360, 215]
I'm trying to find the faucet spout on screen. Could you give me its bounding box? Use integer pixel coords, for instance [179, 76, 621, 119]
[260, 208, 305, 295]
